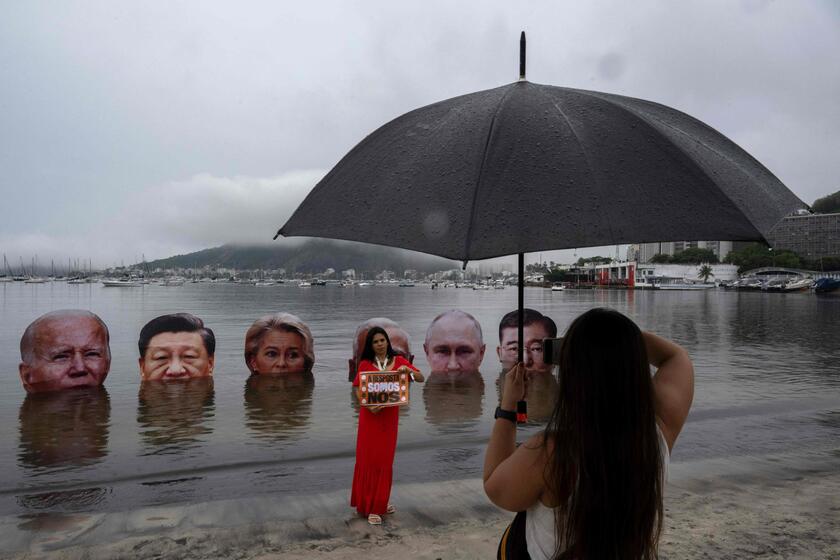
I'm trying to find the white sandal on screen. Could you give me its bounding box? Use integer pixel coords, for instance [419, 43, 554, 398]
[386, 504, 396, 514]
[367, 514, 383, 525]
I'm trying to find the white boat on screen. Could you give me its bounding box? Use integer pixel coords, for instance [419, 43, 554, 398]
[162, 278, 185, 286]
[398, 281, 416, 287]
[551, 283, 565, 291]
[299, 281, 312, 288]
[24, 277, 47, 284]
[255, 281, 276, 287]
[473, 284, 490, 290]
[102, 279, 142, 287]
[656, 282, 714, 290]
[358, 282, 373, 287]
[782, 277, 813, 292]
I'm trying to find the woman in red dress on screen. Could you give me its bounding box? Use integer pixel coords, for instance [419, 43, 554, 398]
[351, 326, 424, 525]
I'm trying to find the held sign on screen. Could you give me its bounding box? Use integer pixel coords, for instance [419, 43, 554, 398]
[359, 371, 409, 407]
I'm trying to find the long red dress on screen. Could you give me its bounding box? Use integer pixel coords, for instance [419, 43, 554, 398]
[351, 355, 418, 516]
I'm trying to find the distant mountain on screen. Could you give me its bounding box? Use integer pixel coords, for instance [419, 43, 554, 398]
[143, 240, 459, 275]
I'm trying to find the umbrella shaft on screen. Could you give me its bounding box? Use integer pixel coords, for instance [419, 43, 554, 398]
[518, 253, 524, 363]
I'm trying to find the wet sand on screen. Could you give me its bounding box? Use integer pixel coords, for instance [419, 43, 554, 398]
[3, 465, 838, 560]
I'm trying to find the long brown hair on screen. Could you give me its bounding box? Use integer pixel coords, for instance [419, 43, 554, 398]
[546, 308, 663, 559]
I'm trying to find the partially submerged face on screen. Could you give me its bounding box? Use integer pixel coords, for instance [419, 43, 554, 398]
[497, 323, 552, 374]
[249, 329, 308, 374]
[20, 316, 110, 393]
[139, 331, 214, 381]
[424, 314, 485, 373]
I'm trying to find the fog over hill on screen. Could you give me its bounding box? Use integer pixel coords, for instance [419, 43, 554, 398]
[142, 239, 459, 275]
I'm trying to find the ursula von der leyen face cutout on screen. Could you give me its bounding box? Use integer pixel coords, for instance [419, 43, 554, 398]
[249, 330, 308, 374]
[139, 331, 214, 381]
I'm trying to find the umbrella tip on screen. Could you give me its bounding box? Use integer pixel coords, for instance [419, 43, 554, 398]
[461, 260, 469, 271]
[272, 229, 282, 240]
[519, 31, 526, 81]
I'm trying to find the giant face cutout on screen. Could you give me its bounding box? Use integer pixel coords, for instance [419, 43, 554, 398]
[423, 314, 485, 373]
[139, 331, 214, 381]
[249, 329, 308, 374]
[497, 323, 552, 374]
[19, 316, 110, 393]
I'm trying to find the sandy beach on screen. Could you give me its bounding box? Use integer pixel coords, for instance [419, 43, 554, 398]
[4, 463, 838, 560]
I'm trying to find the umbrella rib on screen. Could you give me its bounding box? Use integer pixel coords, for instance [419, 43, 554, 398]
[463, 85, 519, 261]
[539, 88, 619, 245]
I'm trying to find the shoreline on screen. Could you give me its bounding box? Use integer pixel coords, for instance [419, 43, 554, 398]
[3, 462, 839, 560]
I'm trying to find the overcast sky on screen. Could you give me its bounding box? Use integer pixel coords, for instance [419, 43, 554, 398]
[1, 1, 838, 269]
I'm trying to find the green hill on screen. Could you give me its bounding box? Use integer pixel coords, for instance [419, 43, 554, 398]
[812, 189, 840, 214]
[143, 239, 459, 275]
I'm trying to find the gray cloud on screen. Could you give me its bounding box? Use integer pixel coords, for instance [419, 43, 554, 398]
[1, 170, 322, 267]
[1, 1, 838, 266]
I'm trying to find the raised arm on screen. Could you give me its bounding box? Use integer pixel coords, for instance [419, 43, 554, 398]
[482, 364, 546, 512]
[644, 332, 694, 452]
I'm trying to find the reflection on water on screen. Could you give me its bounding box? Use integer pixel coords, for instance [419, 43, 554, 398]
[422, 371, 485, 433]
[16, 488, 110, 512]
[244, 372, 314, 442]
[137, 378, 215, 456]
[18, 387, 111, 470]
[0, 284, 837, 520]
[17, 387, 111, 511]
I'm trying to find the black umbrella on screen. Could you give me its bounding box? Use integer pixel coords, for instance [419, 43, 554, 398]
[277, 33, 805, 365]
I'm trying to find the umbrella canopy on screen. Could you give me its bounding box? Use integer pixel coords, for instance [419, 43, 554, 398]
[278, 82, 805, 261]
[276, 33, 807, 382]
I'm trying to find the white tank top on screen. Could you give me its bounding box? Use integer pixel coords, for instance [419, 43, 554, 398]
[525, 427, 671, 560]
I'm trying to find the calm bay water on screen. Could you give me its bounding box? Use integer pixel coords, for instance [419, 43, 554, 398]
[0, 281, 838, 519]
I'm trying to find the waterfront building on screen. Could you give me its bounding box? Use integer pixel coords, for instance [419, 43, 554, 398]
[637, 241, 735, 263]
[593, 261, 739, 287]
[768, 212, 840, 259]
[635, 263, 738, 285]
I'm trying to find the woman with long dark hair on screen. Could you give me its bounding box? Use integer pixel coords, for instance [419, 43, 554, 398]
[351, 326, 425, 525]
[484, 308, 694, 559]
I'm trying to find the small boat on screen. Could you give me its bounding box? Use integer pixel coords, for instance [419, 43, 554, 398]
[655, 277, 715, 290]
[813, 277, 840, 293]
[657, 283, 715, 291]
[762, 278, 787, 292]
[551, 283, 565, 291]
[102, 279, 142, 287]
[494, 284, 506, 289]
[162, 278, 185, 287]
[398, 281, 416, 287]
[358, 282, 373, 287]
[735, 278, 764, 291]
[255, 281, 276, 287]
[781, 277, 813, 292]
[24, 277, 47, 284]
[473, 283, 490, 290]
[299, 281, 312, 288]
